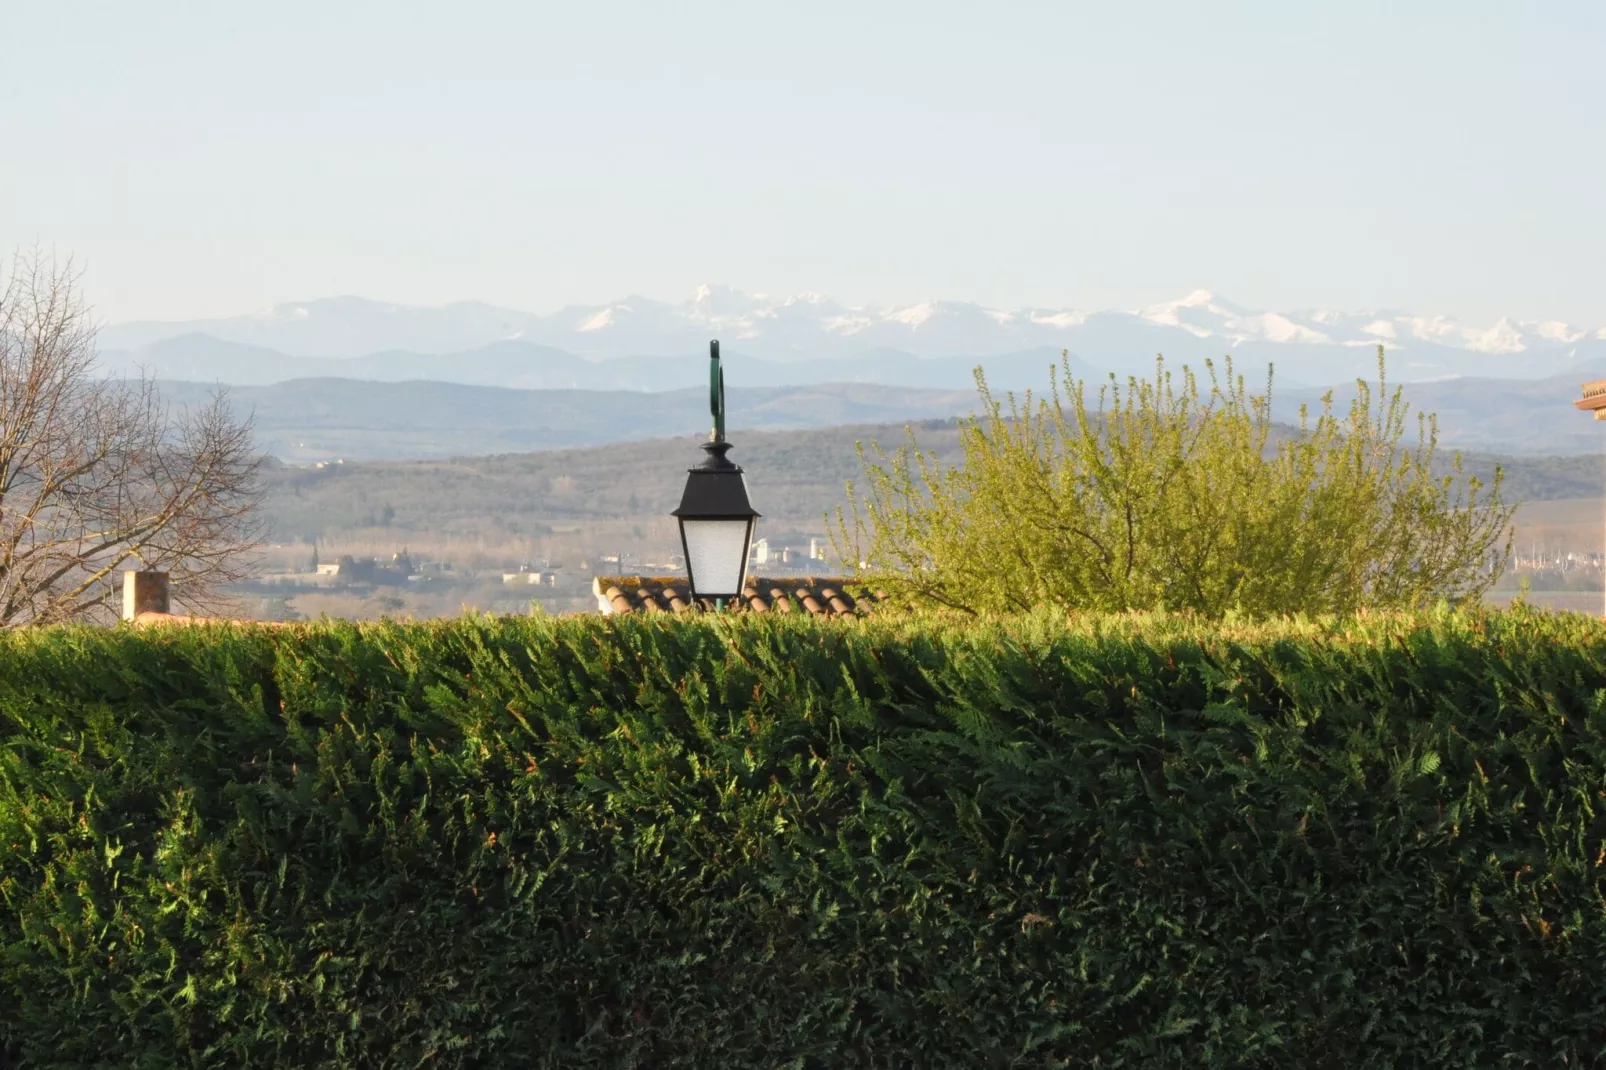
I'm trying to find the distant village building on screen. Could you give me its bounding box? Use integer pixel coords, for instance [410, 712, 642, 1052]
[503, 563, 561, 587]
[311, 551, 416, 585]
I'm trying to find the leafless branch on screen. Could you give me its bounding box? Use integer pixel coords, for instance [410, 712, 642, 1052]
[0, 249, 263, 625]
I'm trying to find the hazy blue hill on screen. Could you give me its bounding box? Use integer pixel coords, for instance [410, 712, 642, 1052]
[99, 297, 546, 359]
[109, 335, 1090, 393]
[142, 354, 1606, 462]
[117, 331, 1606, 460]
[155, 378, 980, 461]
[100, 333, 295, 382]
[325, 340, 591, 388]
[1279, 365, 1606, 455]
[101, 336, 590, 389]
[256, 416, 1605, 544]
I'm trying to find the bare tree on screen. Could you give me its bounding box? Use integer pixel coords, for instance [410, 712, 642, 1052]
[0, 250, 262, 624]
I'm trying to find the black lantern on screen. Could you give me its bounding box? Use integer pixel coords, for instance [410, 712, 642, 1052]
[672, 340, 760, 603]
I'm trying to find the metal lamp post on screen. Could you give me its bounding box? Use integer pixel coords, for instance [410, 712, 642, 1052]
[672, 340, 760, 607]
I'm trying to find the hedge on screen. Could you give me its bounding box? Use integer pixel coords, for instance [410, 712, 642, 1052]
[3, 608, 1606, 1067]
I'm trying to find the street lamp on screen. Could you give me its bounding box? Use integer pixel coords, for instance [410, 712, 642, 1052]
[672, 340, 760, 606]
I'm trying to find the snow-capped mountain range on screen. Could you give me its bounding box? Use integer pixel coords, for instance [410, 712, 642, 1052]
[1134, 291, 1602, 354]
[98, 286, 1606, 389]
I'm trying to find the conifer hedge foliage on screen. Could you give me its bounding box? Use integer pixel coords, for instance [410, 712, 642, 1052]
[3, 609, 1606, 1067]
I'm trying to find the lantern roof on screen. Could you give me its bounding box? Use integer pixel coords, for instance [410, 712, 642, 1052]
[672, 443, 760, 520]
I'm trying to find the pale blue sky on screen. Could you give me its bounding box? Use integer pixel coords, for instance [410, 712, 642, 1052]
[3, 1, 1601, 324]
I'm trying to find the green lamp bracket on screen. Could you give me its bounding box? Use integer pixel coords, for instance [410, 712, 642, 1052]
[709, 339, 726, 442]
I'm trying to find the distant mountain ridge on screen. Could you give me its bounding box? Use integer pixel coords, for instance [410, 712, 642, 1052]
[99, 288, 1606, 387]
[146, 364, 1606, 463]
[153, 378, 981, 463]
[106, 335, 1093, 394]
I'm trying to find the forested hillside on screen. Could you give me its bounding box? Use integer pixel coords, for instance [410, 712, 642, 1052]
[259, 416, 1603, 553]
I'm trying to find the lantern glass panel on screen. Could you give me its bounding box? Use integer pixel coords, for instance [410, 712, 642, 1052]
[680, 517, 752, 598]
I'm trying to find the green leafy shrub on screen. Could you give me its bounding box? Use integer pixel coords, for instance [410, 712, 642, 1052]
[3, 609, 1606, 1067]
[836, 349, 1514, 616]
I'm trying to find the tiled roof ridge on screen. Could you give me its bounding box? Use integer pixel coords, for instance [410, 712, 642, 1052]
[130, 611, 296, 628]
[592, 575, 885, 617]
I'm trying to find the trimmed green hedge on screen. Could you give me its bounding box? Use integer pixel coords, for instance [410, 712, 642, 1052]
[3, 609, 1606, 1067]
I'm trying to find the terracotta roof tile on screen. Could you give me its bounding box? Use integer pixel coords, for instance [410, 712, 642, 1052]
[131, 612, 295, 628]
[602, 584, 633, 615]
[593, 576, 880, 618]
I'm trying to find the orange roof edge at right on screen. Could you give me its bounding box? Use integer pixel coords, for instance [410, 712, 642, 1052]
[1576, 379, 1606, 411]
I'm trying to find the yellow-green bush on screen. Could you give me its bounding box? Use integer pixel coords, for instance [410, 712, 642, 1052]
[837, 353, 1514, 617]
[3, 608, 1606, 1067]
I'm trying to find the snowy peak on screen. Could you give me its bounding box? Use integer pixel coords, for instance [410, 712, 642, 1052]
[97, 288, 1606, 384]
[1288, 310, 1584, 355]
[1130, 295, 1600, 356]
[1139, 290, 1318, 343]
